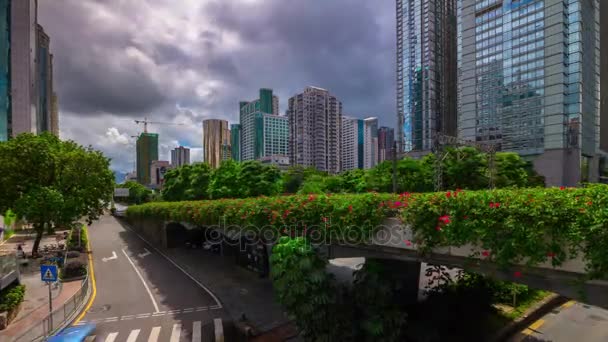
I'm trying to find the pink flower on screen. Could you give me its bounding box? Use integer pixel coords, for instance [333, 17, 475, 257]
[394, 201, 402, 207]
[435, 226, 442, 231]
[481, 250, 490, 257]
[404, 240, 412, 246]
[438, 215, 451, 224]
[514, 271, 522, 278]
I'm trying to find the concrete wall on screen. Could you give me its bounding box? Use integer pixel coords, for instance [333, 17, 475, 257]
[126, 217, 167, 248]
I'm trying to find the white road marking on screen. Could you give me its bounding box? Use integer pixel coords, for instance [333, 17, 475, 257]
[84, 336, 96, 342]
[138, 248, 152, 258]
[148, 326, 161, 342]
[170, 323, 182, 342]
[126, 329, 140, 342]
[121, 248, 161, 313]
[193, 321, 202, 342]
[102, 251, 117, 262]
[214, 318, 224, 342]
[183, 308, 194, 313]
[122, 223, 223, 308]
[136, 313, 151, 318]
[105, 332, 118, 342]
[196, 307, 208, 312]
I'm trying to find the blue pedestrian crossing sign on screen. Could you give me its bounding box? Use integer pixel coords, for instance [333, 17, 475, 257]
[41, 264, 58, 282]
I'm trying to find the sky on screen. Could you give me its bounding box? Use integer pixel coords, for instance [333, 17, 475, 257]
[38, 0, 396, 175]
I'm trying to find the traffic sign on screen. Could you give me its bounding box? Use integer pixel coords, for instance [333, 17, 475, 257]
[41, 264, 58, 282]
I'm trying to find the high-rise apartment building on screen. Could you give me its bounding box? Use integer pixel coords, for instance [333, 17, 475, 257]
[459, 0, 601, 186]
[36, 24, 52, 133]
[50, 92, 59, 136]
[378, 127, 395, 163]
[10, 0, 38, 136]
[341, 117, 364, 171]
[363, 117, 379, 169]
[0, 0, 11, 141]
[203, 119, 231, 168]
[600, 0, 608, 155]
[238, 88, 287, 161]
[171, 146, 190, 167]
[288, 86, 342, 173]
[396, 0, 458, 153]
[136, 132, 159, 185]
[230, 124, 241, 161]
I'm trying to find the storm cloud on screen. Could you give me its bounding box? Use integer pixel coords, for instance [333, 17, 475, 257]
[37, 0, 395, 174]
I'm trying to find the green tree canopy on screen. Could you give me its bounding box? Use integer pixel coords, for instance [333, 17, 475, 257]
[208, 160, 242, 199]
[122, 181, 153, 204]
[0, 133, 114, 254]
[161, 163, 212, 201]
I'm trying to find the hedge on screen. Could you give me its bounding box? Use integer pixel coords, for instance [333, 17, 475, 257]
[0, 284, 25, 313]
[127, 185, 608, 279]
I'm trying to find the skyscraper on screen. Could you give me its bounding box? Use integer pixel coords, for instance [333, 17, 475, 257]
[396, 0, 458, 152]
[378, 127, 395, 163]
[171, 146, 190, 167]
[50, 92, 59, 136]
[459, 0, 601, 186]
[136, 132, 159, 185]
[363, 117, 379, 169]
[0, 0, 11, 141]
[203, 119, 231, 168]
[288, 86, 342, 173]
[239, 88, 285, 161]
[600, 0, 608, 155]
[36, 24, 51, 133]
[230, 123, 241, 161]
[10, 0, 38, 136]
[341, 116, 364, 171]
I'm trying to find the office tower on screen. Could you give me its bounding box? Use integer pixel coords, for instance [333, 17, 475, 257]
[341, 117, 364, 171]
[203, 119, 231, 168]
[460, 0, 601, 186]
[10, 0, 38, 136]
[36, 24, 51, 133]
[288, 86, 342, 173]
[171, 146, 190, 167]
[396, 0, 458, 153]
[239, 88, 287, 161]
[136, 132, 159, 185]
[363, 117, 379, 169]
[50, 92, 59, 136]
[601, 0, 607, 155]
[230, 124, 241, 161]
[378, 127, 395, 162]
[0, 0, 11, 141]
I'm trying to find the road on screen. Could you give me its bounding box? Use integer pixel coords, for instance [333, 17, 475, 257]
[77, 215, 230, 341]
[510, 300, 608, 342]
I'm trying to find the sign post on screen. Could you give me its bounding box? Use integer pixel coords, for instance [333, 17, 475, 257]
[41, 264, 58, 333]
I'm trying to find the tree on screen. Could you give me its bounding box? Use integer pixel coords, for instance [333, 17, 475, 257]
[0, 133, 114, 255]
[208, 160, 242, 199]
[238, 160, 282, 197]
[339, 169, 367, 193]
[162, 163, 212, 201]
[123, 181, 152, 204]
[442, 147, 488, 190]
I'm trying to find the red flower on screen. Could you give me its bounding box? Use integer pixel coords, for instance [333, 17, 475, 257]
[348, 205, 353, 213]
[587, 201, 593, 206]
[438, 215, 451, 224]
[489, 202, 501, 208]
[580, 208, 586, 213]
[322, 217, 328, 223]
[394, 201, 402, 207]
[463, 216, 469, 220]
[435, 226, 442, 231]
[560, 186, 565, 190]
[404, 240, 412, 246]
[456, 188, 463, 193]
[446, 191, 452, 198]
[308, 194, 316, 202]
[481, 250, 490, 257]
[513, 271, 522, 278]
[547, 252, 556, 258]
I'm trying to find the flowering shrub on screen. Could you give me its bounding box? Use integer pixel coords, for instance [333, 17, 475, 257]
[401, 184, 608, 279]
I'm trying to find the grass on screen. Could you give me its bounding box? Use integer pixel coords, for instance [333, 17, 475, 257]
[497, 290, 551, 320]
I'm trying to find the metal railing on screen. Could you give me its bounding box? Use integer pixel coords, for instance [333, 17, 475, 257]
[13, 275, 90, 342]
[0, 254, 19, 291]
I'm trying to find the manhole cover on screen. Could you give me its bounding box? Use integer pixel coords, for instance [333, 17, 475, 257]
[87, 304, 111, 313]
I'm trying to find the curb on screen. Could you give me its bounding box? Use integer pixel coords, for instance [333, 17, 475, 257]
[490, 293, 569, 342]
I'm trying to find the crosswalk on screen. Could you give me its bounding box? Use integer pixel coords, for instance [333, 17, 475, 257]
[83, 320, 221, 342]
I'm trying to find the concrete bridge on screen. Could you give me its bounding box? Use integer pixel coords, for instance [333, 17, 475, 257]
[121, 215, 608, 309]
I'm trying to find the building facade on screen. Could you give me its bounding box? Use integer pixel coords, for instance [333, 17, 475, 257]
[459, 0, 601, 186]
[150, 160, 171, 189]
[0, 0, 11, 141]
[396, 0, 458, 153]
[260, 155, 290, 170]
[230, 123, 241, 161]
[341, 117, 364, 171]
[203, 119, 231, 168]
[136, 132, 159, 185]
[10, 0, 37, 137]
[36, 24, 51, 133]
[378, 126, 395, 162]
[50, 92, 58, 136]
[363, 117, 379, 169]
[288, 86, 342, 173]
[170, 146, 190, 167]
[239, 88, 283, 161]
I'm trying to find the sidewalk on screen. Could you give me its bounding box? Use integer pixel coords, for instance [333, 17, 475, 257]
[0, 280, 81, 340]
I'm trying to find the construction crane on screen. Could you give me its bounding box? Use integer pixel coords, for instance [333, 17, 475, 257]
[134, 117, 187, 133]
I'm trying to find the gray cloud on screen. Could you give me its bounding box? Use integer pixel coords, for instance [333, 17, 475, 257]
[38, 0, 396, 173]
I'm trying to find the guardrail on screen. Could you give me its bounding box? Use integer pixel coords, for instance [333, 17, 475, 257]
[13, 275, 90, 342]
[0, 254, 19, 291]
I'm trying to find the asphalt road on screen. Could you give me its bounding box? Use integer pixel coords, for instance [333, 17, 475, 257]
[510, 300, 608, 342]
[78, 215, 229, 341]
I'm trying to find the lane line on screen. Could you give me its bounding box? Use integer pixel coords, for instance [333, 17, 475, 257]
[121, 248, 161, 313]
[105, 332, 118, 342]
[73, 228, 97, 325]
[196, 307, 208, 312]
[522, 319, 546, 336]
[193, 321, 202, 342]
[126, 329, 140, 342]
[121, 222, 223, 308]
[170, 323, 182, 342]
[148, 326, 161, 342]
[214, 318, 224, 342]
[561, 300, 576, 309]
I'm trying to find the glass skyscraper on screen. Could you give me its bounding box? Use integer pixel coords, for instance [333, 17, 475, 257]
[396, 0, 458, 152]
[136, 133, 159, 185]
[459, 0, 600, 186]
[0, 0, 10, 141]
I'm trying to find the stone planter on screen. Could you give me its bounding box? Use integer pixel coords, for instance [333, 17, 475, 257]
[0, 303, 22, 330]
